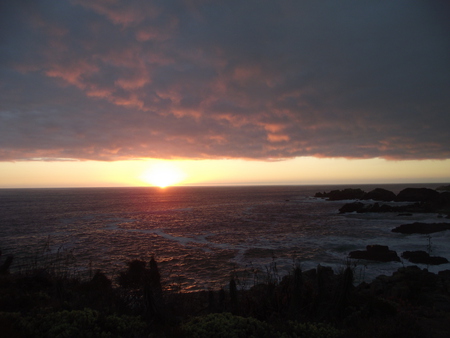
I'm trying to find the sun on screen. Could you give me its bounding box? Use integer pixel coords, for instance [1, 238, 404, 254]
[140, 162, 186, 188]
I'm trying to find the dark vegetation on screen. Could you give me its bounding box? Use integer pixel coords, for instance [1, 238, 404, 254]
[1, 248, 450, 337]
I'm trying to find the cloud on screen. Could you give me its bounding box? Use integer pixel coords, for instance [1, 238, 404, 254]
[1, 0, 449, 161]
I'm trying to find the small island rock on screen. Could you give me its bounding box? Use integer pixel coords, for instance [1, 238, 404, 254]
[395, 188, 441, 202]
[392, 222, 450, 234]
[349, 245, 401, 262]
[402, 251, 449, 265]
[315, 188, 365, 200]
[362, 188, 396, 202]
[338, 202, 365, 213]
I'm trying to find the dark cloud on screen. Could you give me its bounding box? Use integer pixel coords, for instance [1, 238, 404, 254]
[1, 0, 449, 161]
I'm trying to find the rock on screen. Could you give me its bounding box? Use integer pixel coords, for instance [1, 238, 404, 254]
[318, 186, 450, 215]
[367, 203, 395, 212]
[338, 202, 365, 213]
[315, 188, 365, 200]
[338, 202, 398, 213]
[339, 200, 448, 214]
[441, 191, 450, 204]
[364, 266, 450, 314]
[362, 188, 396, 202]
[402, 251, 449, 265]
[437, 185, 450, 191]
[391, 222, 450, 234]
[349, 245, 401, 262]
[338, 202, 417, 214]
[395, 188, 450, 213]
[395, 188, 441, 202]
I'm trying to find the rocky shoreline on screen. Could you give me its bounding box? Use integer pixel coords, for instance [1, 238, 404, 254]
[316, 185, 450, 268]
[1, 186, 449, 337]
[313, 187, 450, 336]
[315, 186, 450, 216]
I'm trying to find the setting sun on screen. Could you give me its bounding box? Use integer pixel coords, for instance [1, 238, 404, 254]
[140, 162, 186, 188]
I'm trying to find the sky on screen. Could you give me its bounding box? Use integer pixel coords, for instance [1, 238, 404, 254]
[1, 0, 449, 188]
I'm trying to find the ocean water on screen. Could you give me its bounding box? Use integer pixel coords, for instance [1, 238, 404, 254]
[0, 184, 449, 291]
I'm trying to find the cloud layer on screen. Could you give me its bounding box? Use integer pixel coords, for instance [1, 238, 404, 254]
[1, 0, 449, 161]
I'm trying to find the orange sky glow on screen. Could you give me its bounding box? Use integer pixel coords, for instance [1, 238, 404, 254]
[1, 1, 449, 188]
[1, 158, 449, 189]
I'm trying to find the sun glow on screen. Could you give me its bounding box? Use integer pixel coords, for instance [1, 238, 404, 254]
[140, 162, 186, 188]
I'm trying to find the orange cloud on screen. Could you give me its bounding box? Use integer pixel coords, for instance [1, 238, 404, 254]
[76, 0, 159, 26]
[2, 1, 449, 163]
[262, 123, 286, 133]
[135, 17, 178, 42]
[267, 134, 290, 143]
[171, 109, 202, 119]
[214, 113, 250, 128]
[86, 88, 113, 99]
[208, 135, 228, 144]
[45, 62, 99, 89]
[115, 74, 149, 90]
[112, 94, 144, 109]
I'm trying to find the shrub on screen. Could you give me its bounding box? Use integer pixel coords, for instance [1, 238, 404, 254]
[118, 260, 147, 288]
[0, 308, 147, 338]
[284, 321, 343, 338]
[182, 312, 272, 338]
[181, 313, 343, 338]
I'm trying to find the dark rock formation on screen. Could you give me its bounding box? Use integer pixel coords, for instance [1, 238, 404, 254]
[338, 202, 365, 213]
[338, 202, 426, 214]
[441, 191, 450, 204]
[392, 222, 450, 234]
[402, 251, 449, 265]
[367, 203, 398, 212]
[394, 188, 450, 214]
[316, 188, 398, 202]
[349, 245, 401, 262]
[317, 186, 450, 218]
[339, 200, 449, 214]
[437, 184, 450, 191]
[395, 188, 441, 202]
[360, 266, 450, 311]
[362, 188, 396, 202]
[315, 188, 365, 200]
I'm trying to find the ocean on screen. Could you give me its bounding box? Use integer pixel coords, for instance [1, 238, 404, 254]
[0, 184, 449, 291]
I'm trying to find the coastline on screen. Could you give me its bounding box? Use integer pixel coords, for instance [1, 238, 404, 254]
[1, 184, 450, 336]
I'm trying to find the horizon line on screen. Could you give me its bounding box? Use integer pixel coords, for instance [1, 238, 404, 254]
[0, 181, 448, 190]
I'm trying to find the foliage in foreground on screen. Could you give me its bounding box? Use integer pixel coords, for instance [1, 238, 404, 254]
[1, 245, 448, 337]
[181, 312, 343, 338]
[0, 308, 146, 338]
